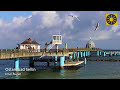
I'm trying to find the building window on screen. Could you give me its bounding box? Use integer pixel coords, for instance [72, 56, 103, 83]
[36, 45, 38, 49]
[53, 36, 56, 40]
[60, 36, 61, 40]
[57, 36, 59, 40]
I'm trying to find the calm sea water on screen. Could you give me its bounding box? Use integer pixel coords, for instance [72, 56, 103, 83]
[0, 56, 120, 79]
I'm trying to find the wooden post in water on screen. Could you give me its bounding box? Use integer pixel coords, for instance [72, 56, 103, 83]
[69, 55, 72, 60]
[110, 51, 112, 56]
[73, 53, 76, 60]
[84, 57, 86, 65]
[60, 56, 65, 69]
[99, 51, 102, 56]
[114, 51, 116, 56]
[15, 58, 19, 71]
[29, 57, 34, 67]
[77, 51, 79, 61]
[83, 51, 85, 57]
[80, 51, 83, 58]
[97, 51, 99, 56]
[88, 51, 89, 56]
[54, 56, 57, 66]
[104, 52, 106, 57]
[86, 51, 87, 56]
[47, 61, 50, 67]
[47, 56, 50, 67]
[118, 52, 120, 56]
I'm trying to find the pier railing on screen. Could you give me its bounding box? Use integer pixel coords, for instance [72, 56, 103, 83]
[0, 48, 100, 59]
[0, 48, 100, 54]
[0, 49, 71, 59]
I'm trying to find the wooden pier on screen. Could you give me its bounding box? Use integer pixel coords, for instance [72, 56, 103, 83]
[0, 48, 120, 70]
[0, 48, 99, 59]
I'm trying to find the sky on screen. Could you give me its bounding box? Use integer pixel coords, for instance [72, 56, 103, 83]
[0, 11, 120, 49]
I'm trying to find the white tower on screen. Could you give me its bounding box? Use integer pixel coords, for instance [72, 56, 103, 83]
[52, 35, 62, 52]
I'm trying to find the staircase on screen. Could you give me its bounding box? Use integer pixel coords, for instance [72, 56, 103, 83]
[39, 43, 55, 59]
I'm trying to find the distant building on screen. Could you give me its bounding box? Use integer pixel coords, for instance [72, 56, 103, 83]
[86, 39, 95, 48]
[18, 38, 40, 51]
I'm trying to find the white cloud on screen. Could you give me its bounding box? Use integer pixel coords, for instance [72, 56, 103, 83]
[12, 16, 26, 24]
[31, 11, 74, 29]
[63, 15, 74, 29]
[110, 25, 119, 32]
[83, 30, 113, 41]
[0, 11, 120, 49]
[0, 19, 4, 26]
[116, 32, 120, 36]
[0, 11, 75, 42]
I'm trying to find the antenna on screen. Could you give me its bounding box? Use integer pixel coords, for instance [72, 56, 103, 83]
[59, 31, 60, 35]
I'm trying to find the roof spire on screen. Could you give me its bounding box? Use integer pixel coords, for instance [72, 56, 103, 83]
[90, 37, 92, 40]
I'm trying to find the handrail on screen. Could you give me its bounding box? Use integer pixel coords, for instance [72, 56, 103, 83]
[0, 48, 100, 54]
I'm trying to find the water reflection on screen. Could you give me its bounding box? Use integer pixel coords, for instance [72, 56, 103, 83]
[16, 65, 85, 79]
[14, 71, 21, 79]
[59, 66, 84, 79]
[15, 75, 20, 79]
[60, 69, 66, 78]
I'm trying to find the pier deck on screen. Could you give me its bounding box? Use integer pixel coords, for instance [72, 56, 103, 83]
[1, 48, 120, 70]
[0, 48, 99, 59]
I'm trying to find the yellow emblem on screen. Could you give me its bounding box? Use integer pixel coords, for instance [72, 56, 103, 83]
[106, 14, 117, 25]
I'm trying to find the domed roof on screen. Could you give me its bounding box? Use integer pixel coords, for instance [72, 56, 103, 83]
[86, 39, 95, 48]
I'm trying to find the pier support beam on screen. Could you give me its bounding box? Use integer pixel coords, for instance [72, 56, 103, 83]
[104, 52, 106, 57]
[86, 51, 87, 56]
[97, 51, 99, 56]
[55, 56, 57, 65]
[55, 56, 57, 61]
[88, 51, 90, 56]
[29, 57, 34, 67]
[60, 56, 65, 69]
[114, 51, 116, 56]
[118, 52, 120, 56]
[15, 58, 19, 71]
[77, 52, 79, 60]
[84, 58, 87, 65]
[73, 53, 76, 60]
[110, 51, 112, 56]
[52, 56, 54, 60]
[69, 55, 72, 60]
[100, 51, 102, 56]
[47, 62, 50, 67]
[83, 51, 85, 57]
[80, 51, 83, 58]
